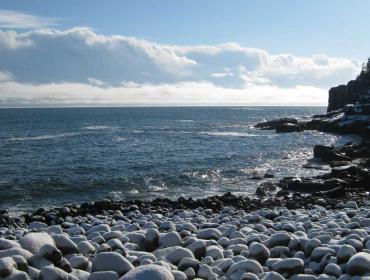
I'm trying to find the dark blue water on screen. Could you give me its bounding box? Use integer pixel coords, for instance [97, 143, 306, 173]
[0, 107, 354, 212]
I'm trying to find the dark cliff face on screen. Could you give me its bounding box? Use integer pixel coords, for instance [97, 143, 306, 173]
[327, 78, 370, 112]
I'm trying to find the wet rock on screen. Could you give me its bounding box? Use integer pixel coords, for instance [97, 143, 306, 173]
[255, 118, 298, 130]
[314, 145, 351, 162]
[276, 123, 304, 133]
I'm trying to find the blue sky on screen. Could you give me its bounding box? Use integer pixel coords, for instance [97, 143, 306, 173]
[0, 1, 368, 106]
[1, 0, 369, 60]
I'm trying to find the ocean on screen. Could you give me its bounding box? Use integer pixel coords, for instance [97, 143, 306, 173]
[0, 106, 355, 212]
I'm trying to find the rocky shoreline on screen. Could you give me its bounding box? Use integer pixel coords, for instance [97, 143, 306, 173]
[1, 194, 370, 279]
[2, 68, 370, 279]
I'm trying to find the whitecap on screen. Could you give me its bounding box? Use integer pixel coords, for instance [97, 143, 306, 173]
[148, 185, 167, 192]
[201, 131, 259, 137]
[176, 120, 195, 123]
[82, 125, 113, 130]
[230, 107, 263, 111]
[220, 124, 255, 129]
[7, 132, 79, 141]
[113, 136, 127, 142]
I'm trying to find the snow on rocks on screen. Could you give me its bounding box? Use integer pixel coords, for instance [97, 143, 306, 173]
[2, 202, 370, 279]
[19, 232, 55, 255]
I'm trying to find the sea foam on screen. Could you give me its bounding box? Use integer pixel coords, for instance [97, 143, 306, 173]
[7, 133, 79, 141]
[82, 125, 114, 130]
[201, 131, 259, 137]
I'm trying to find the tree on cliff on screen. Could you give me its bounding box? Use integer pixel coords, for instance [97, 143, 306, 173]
[359, 57, 370, 81]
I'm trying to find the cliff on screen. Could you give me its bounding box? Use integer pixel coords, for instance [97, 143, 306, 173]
[328, 58, 370, 112]
[327, 78, 370, 112]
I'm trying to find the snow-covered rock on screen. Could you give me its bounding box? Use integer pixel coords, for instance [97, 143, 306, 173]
[19, 232, 55, 255]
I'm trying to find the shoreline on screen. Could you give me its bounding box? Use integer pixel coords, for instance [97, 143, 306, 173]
[2, 106, 370, 228]
[2, 112, 370, 279]
[2, 189, 369, 229]
[2, 84, 370, 278]
[1, 120, 369, 229]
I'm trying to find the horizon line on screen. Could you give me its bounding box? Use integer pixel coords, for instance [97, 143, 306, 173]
[0, 104, 327, 109]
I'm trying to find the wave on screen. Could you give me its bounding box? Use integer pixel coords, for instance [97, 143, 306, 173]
[201, 131, 259, 137]
[176, 120, 195, 123]
[113, 136, 127, 142]
[7, 132, 79, 141]
[82, 125, 114, 130]
[148, 185, 167, 192]
[230, 107, 263, 111]
[220, 124, 255, 129]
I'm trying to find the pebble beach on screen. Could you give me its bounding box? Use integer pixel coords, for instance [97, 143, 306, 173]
[2, 69, 370, 280]
[1, 198, 370, 280]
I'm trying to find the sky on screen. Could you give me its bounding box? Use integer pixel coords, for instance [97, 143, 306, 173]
[0, 0, 368, 107]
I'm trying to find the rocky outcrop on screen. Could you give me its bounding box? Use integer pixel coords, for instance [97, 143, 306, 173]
[327, 78, 370, 112]
[313, 145, 351, 162]
[254, 60, 370, 196]
[254, 118, 298, 130]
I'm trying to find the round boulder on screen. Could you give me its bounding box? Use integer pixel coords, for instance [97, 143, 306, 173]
[347, 252, 370, 275]
[119, 264, 174, 280]
[19, 232, 55, 255]
[92, 252, 134, 276]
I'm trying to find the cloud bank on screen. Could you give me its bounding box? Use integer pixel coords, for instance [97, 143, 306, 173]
[0, 27, 361, 106]
[0, 9, 57, 29]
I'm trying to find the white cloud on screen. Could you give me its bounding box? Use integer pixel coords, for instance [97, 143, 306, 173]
[0, 29, 33, 48]
[87, 77, 105, 87]
[0, 27, 196, 83]
[0, 9, 57, 29]
[210, 68, 235, 78]
[0, 27, 362, 106]
[0, 79, 327, 106]
[0, 71, 12, 82]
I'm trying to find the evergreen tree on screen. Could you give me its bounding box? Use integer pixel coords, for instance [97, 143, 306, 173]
[359, 57, 370, 81]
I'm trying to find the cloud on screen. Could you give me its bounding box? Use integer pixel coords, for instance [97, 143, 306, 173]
[0, 71, 12, 82]
[210, 68, 235, 78]
[0, 79, 327, 106]
[87, 77, 106, 87]
[0, 27, 196, 84]
[0, 9, 57, 29]
[0, 27, 362, 106]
